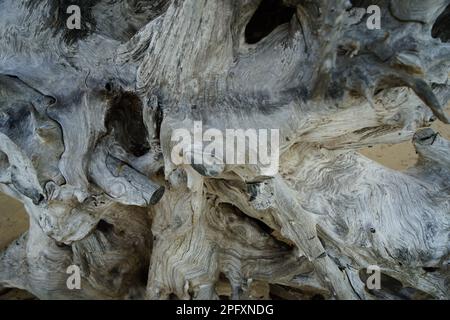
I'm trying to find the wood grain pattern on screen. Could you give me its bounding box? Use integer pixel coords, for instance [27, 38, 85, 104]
[0, 0, 449, 299]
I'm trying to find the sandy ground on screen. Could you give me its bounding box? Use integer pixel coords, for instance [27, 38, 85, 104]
[360, 113, 450, 171]
[0, 193, 28, 251]
[0, 194, 30, 299]
[0, 288, 36, 300]
[0, 106, 449, 299]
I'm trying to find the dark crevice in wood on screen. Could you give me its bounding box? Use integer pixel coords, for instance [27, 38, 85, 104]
[245, 0, 295, 44]
[105, 91, 150, 157]
[96, 219, 114, 233]
[432, 4, 450, 42]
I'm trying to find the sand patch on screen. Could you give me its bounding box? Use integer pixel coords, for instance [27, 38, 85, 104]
[0, 194, 28, 251]
[361, 106, 450, 170]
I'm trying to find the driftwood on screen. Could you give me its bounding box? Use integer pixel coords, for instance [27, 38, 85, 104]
[0, 0, 449, 299]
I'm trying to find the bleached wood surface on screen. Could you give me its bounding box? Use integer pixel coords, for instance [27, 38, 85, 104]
[0, 0, 449, 299]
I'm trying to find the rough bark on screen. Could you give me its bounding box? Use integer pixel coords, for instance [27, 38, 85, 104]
[0, 0, 449, 299]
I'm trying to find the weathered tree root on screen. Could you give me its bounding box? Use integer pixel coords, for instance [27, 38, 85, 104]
[0, 0, 449, 299]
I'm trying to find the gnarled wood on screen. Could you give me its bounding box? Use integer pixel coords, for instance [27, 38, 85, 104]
[0, 0, 449, 300]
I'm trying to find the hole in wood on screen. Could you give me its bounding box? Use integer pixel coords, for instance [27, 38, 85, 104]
[105, 91, 151, 157]
[432, 4, 450, 42]
[245, 0, 295, 44]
